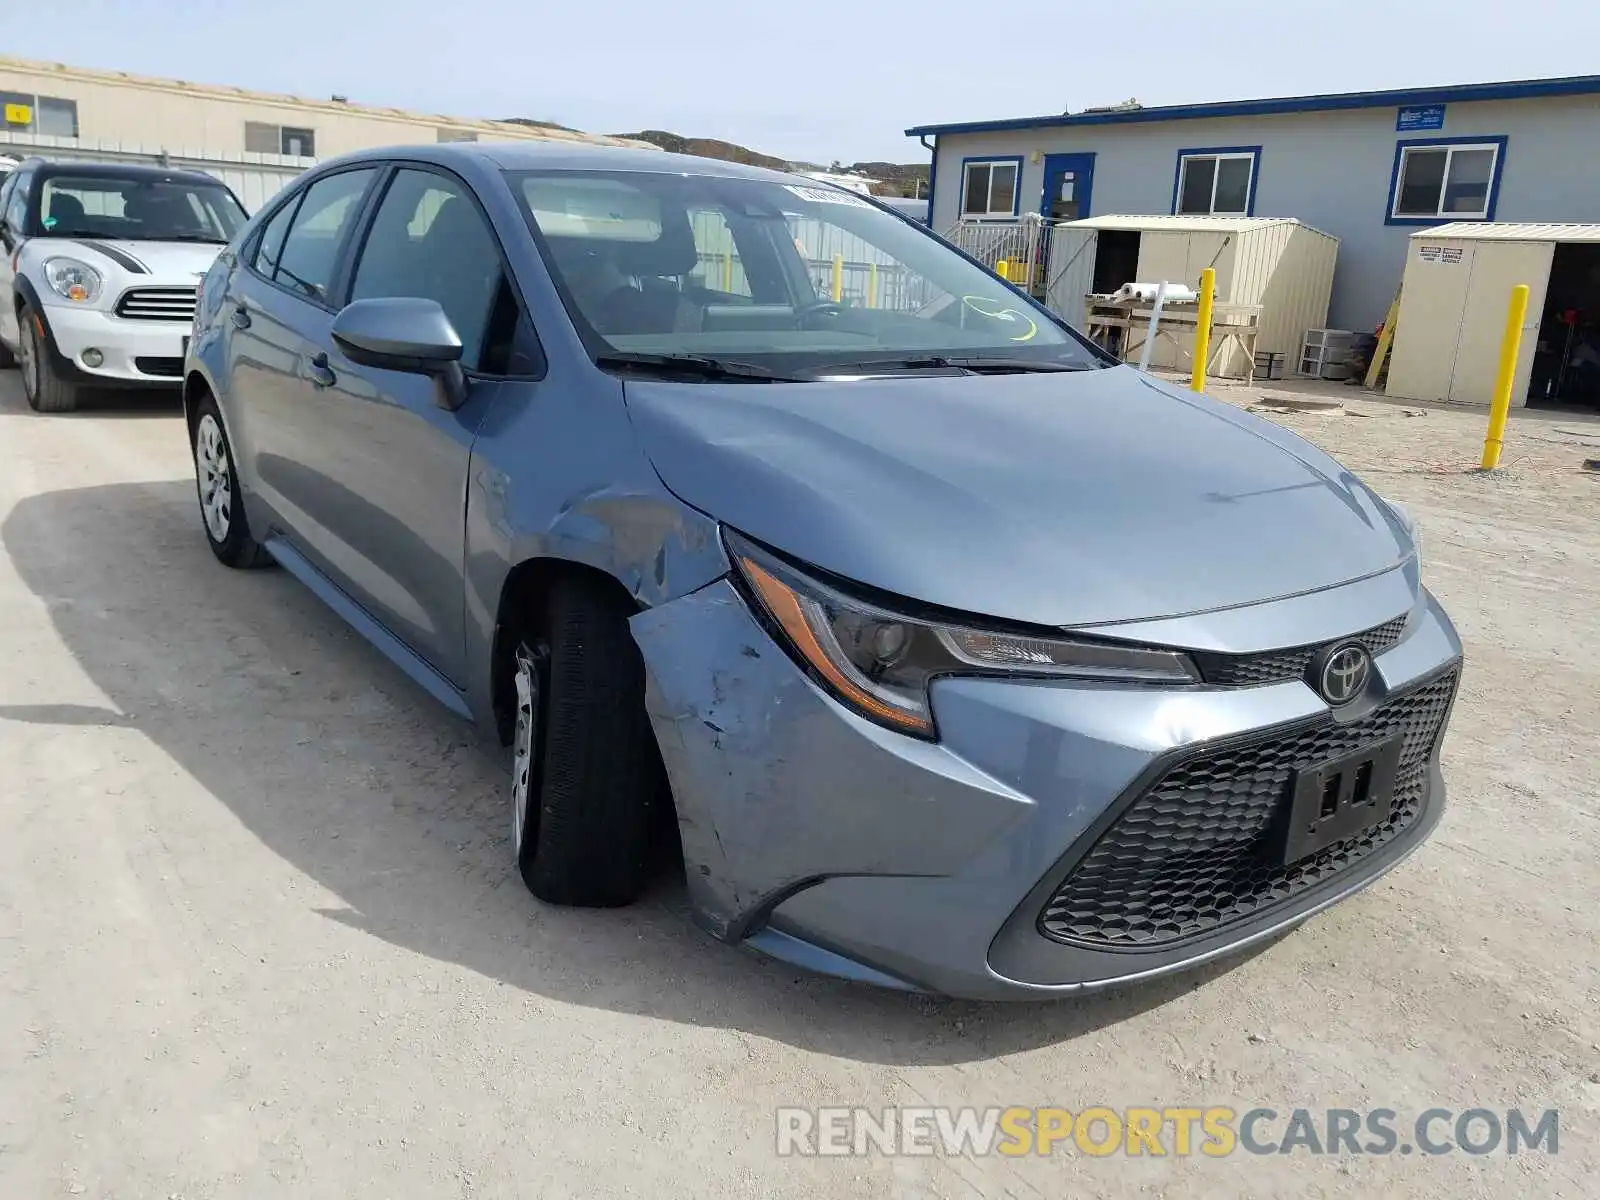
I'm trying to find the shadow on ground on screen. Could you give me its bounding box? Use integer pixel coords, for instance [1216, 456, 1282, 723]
[3, 478, 1266, 1066]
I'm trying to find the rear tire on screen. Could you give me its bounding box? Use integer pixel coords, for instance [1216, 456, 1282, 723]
[191, 395, 271, 569]
[19, 304, 79, 413]
[512, 574, 661, 907]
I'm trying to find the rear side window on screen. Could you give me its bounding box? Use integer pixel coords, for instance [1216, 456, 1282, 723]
[253, 193, 299, 278]
[349, 168, 504, 371]
[270, 168, 376, 304]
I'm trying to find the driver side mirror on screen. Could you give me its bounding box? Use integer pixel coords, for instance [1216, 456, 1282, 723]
[331, 297, 468, 410]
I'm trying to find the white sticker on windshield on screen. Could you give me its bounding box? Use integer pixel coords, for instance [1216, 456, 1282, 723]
[782, 185, 874, 208]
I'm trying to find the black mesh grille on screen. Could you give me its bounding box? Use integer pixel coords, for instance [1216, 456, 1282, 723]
[1192, 614, 1410, 688]
[1038, 669, 1458, 949]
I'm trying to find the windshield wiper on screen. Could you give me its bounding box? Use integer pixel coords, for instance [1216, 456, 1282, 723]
[595, 352, 804, 382]
[140, 234, 229, 244]
[807, 355, 1098, 376]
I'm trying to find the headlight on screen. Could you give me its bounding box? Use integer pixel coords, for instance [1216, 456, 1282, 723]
[43, 257, 104, 304]
[726, 531, 1198, 738]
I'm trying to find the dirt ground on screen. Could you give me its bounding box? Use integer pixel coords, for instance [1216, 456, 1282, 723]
[0, 371, 1596, 1200]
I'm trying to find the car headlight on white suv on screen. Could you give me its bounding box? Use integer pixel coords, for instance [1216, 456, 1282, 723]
[43, 257, 104, 304]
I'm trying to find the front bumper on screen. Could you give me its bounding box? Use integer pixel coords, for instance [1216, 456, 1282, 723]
[632, 574, 1463, 1001]
[38, 302, 188, 387]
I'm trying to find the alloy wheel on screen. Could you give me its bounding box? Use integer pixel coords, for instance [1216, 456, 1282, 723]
[511, 642, 546, 854]
[19, 317, 39, 399]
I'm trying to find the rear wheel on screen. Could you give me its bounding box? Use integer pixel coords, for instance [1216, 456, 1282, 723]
[19, 304, 78, 413]
[191, 396, 271, 568]
[511, 574, 661, 907]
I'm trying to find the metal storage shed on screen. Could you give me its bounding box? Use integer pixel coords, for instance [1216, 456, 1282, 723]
[1385, 222, 1600, 409]
[1045, 214, 1339, 378]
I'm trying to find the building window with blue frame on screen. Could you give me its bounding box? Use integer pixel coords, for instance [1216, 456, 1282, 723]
[1390, 139, 1503, 221]
[1174, 149, 1258, 216]
[960, 158, 1020, 218]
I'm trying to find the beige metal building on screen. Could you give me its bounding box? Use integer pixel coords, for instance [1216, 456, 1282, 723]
[1385, 223, 1600, 409]
[0, 54, 642, 159]
[1046, 214, 1339, 377]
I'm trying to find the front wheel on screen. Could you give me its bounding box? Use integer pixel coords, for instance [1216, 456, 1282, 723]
[511, 575, 662, 907]
[18, 304, 78, 413]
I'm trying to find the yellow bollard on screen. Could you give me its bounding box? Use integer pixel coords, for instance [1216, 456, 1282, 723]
[831, 255, 843, 303]
[994, 258, 1009, 282]
[1189, 267, 1216, 393]
[721, 249, 732, 293]
[1480, 284, 1531, 469]
[868, 262, 879, 309]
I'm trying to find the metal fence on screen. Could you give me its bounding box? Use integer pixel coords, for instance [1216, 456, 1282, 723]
[687, 209, 942, 312]
[0, 131, 311, 213]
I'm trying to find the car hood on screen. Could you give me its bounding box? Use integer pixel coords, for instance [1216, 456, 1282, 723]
[623, 365, 1413, 629]
[54, 238, 223, 283]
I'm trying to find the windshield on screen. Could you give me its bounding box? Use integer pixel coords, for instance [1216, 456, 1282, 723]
[508, 169, 1107, 375]
[35, 175, 248, 243]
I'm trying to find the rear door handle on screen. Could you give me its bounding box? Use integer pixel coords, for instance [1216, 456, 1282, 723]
[305, 351, 337, 388]
[230, 304, 251, 330]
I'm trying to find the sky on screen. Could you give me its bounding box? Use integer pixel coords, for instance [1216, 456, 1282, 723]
[17, 1, 1600, 165]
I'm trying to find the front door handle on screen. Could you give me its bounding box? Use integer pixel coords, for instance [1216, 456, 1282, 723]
[305, 351, 337, 389]
[230, 304, 251, 330]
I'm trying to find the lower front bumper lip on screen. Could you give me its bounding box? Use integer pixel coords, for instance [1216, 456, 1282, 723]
[752, 761, 1445, 999]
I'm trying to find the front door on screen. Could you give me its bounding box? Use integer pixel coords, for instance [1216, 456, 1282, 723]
[292, 165, 517, 685]
[1040, 154, 1095, 221]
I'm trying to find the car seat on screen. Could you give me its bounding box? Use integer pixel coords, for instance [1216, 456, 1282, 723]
[43, 191, 87, 233]
[592, 212, 703, 335]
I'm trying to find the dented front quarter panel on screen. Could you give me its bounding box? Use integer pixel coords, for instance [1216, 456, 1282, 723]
[459, 369, 728, 726]
[629, 579, 1035, 940]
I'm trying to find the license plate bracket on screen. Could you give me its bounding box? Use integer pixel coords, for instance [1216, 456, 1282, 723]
[1279, 736, 1405, 865]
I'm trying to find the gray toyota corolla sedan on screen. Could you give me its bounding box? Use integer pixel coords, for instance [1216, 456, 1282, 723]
[183, 143, 1463, 999]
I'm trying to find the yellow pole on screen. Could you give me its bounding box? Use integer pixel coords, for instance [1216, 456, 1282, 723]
[868, 262, 879, 308]
[995, 258, 1009, 282]
[831, 254, 843, 303]
[721, 250, 732, 292]
[1189, 267, 1216, 393]
[1480, 283, 1531, 470]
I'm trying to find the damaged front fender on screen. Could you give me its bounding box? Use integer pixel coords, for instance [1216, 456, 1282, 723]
[630, 579, 1031, 941]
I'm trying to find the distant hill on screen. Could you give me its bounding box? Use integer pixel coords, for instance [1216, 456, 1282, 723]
[615, 130, 929, 197]
[619, 130, 791, 172]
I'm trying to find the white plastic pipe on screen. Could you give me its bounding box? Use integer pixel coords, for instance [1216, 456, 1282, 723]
[1138, 281, 1170, 372]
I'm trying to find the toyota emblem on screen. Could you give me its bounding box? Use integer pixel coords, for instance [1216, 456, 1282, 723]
[1317, 643, 1371, 706]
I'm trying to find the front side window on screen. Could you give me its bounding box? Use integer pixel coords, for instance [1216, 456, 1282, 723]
[349, 169, 505, 370]
[4, 170, 31, 233]
[269, 168, 376, 303]
[1392, 140, 1501, 220]
[1175, 150, 1257, 216]
[512, 169, 1105, 376]
[961, 159, 1019, 218]
[34, 174, 248, 241]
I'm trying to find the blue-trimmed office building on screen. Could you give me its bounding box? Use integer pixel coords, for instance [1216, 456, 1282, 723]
[908, 76, 1600, 331]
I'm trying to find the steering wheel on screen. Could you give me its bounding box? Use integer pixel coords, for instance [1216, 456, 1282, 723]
[794, 300, 848, 326]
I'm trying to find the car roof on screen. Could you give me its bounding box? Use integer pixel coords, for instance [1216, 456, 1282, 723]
[317, 141, 810, 186]
[22, 158, 225, 187]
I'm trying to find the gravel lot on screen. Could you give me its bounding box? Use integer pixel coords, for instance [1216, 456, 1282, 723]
[0, 371, 1596, 1199]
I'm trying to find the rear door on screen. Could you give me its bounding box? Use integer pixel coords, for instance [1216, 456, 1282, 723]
[290, 164, 537, 684]
[220, 166, 379, 541]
